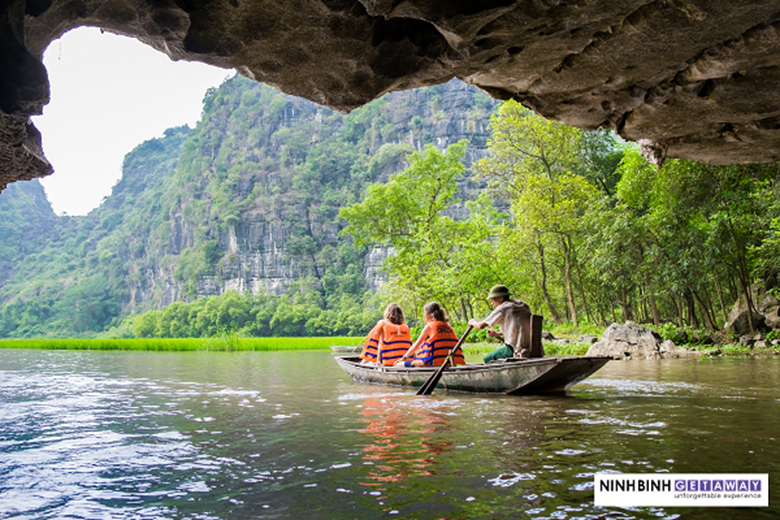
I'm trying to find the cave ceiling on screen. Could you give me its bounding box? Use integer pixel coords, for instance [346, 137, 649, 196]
[3, 0, 780, 191]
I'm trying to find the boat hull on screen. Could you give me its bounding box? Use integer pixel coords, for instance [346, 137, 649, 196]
[335, 355, 610, 394]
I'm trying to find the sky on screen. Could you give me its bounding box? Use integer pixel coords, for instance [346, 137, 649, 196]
[33, 27, 232, 216]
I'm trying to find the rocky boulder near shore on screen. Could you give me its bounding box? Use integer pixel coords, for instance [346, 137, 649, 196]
[586, 321, 701, 360]
[724, 286, 780, 336]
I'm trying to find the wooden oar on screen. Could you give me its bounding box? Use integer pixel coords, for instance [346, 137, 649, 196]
[416, 325, 473, 396]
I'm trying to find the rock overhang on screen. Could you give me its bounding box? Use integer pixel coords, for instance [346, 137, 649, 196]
[4, 0, 780, 191]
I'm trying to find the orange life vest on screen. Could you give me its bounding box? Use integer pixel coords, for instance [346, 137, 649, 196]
[360, 324, 381, 362]
[360, 320, 412, 365]
[413, 321, 464, 366]
[377, 321, 412, 366]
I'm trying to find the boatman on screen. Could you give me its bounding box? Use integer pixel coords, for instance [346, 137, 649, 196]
[468, 284, 544, 363]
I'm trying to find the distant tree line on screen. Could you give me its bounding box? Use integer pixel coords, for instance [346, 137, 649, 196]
[124, 284, 381, 338]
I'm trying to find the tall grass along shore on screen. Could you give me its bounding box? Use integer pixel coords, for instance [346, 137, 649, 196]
[0, 337, 594, 356]
[0, 337, 364, 352]
[3, 335, 773, 356]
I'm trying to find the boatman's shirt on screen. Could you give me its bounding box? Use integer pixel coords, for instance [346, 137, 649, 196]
[483, 299, 531, 356]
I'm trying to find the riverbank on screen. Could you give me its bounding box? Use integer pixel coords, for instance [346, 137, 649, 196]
[0, 337, 592, 356]
[470, 340, 780, 358]
[0, 337, 363, 351]
[700, 343, 780, 357]
[2, 337, 778, 356]
[0, 337, 592, 355]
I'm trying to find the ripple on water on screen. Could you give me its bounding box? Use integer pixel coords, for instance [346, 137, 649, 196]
[584, 378, 711, 397]
[488, 471, 535, 487]
[0, 367, 256, 518]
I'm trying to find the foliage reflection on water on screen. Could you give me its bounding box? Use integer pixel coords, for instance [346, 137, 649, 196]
[0, 350, 778, 519]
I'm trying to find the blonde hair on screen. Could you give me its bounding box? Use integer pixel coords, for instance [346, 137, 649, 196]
[423, 301, 447, 322]
[384, 303, 405, 325]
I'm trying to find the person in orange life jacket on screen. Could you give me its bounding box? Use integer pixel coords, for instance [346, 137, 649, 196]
[468, 284, 542, 362]
[359, 303, 413, 365]
[395, 302, 465, 367]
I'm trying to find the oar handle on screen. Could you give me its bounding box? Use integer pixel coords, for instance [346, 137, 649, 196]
[441, 325, 472, 366]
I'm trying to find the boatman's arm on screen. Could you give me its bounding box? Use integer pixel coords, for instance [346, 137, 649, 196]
[468, 318, 488, 329]
[469, 304, 507, 339]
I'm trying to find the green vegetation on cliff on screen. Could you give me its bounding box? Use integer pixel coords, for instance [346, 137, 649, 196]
[0, 126, 191, 337]
[0, 77, 498, 338]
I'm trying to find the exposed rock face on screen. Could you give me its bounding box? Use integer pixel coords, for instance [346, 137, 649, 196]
[117, 78, 496, 309]
[4, 1, 780, 191]
[364, 246, 392, 292]
[586, 321, 701, 359]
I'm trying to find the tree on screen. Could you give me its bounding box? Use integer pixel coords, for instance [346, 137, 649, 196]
[476, 101, 617, 325]
[340, 141, 507, 319]
[613, 149, 777, 332]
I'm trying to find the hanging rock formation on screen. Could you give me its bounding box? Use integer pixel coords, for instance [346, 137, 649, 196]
[5, 0, 780, 191]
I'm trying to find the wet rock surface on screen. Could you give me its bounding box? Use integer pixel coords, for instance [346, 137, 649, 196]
[5, 1, 780, 190]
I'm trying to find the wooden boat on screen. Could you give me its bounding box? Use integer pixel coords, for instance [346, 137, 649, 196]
[335, 355, 611, 394]
[330, 345, 361, 353]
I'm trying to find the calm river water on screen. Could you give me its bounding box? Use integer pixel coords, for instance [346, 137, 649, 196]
[1, 349, 778, 519]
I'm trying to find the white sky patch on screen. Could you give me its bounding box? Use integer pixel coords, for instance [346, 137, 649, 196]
[33, 27, 232, 216]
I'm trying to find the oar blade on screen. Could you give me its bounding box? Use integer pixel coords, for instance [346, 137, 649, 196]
[416, 361, 448, 395]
